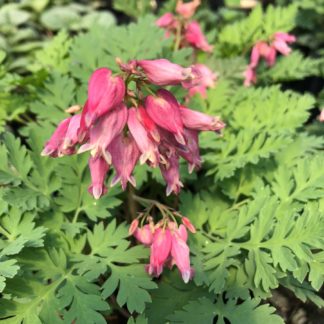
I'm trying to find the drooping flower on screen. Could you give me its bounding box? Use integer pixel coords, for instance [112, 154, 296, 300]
[180, 106, 225, 132]
[109, 133, 140, 190]
[156, 12, 176, 28]
[42, 114, 81, 157]
[184, 21, 213, 53]
[176, 0, 201, 19]
[134, 224, 154, 246]
[170, 224, 193, 283]
[137, 59, 193, 86]
[147, 228, 172, 277]
[145, 89, 185, 144]
[78, 103, 128, 163]
[160, 154, 183, 196]
[127, 107, 160, 166]
[272, 32, 296, 56]
[88, 156, 110, 199]
[84, 68, 125, 126]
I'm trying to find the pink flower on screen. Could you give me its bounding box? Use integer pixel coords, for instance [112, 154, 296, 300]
[147, 228, 172, 277]
[180, 106, 225, 132]
[179, 129, 201, 173]
[156, 13, 176, 28]
[88, 156, 109, 199]
[108, 133, 140, 190]
[84, 68, 125, 126]
[170, 225, 193, 283]
[78, 103, 128, 163]
[145, 89, 185, 144]
[183, 64, 217, 98]
[251, 42, 277, 67]
[243, 66, 257, 87]
[160, 154, 183, 196]
[42, 114, 81, 157]
[137, 59, 193, 86]
[134, 224, 154, 246]
[176, 0, 200, 19]
[127, 107, 160, 166]
[184, 21, 213, 53]
[272, 32, 296, 56]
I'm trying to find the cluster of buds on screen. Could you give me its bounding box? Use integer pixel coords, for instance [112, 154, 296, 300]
[156, 0, 217, 100]
[157, 0, 213, 53]
[129, 199, 196, 283]
[244, 32, 296, 86]
[42, 58, 225, 199]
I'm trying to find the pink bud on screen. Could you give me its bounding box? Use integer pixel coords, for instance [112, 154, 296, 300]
[145, 89, 185, 144]
[78, 103, 128, 163]
[272, 32, 295, 56]
[180, 106, 225, 132]
[88, 156, 109, 199]
[108, 133, 140, 190]
[134, 224, 154, 246]
[243, 66, 257, 87]
[184, 21, 213, 53]
[160, 154, 183, 196]
[137, 59, 193, 86]
[85, 68, 125, 126]
[318, 109, 324, 122]
[156, 13, 176, 28]
[176, 0, 200, 19]
[182, 217, 196, 233]
[42, 114, 81, 157]
[171, 225, 193, 283]
[147, 228, 172, 277]
[129, 219, 139, 235]
[127, 108, 159, 166]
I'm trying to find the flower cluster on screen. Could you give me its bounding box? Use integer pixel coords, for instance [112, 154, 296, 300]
[244, 32, 296, 86]
[157, 0, 213, 53]
[156, 0, 217, 99]
[129, 206, 196, 283]
[42, 58, 225, 199]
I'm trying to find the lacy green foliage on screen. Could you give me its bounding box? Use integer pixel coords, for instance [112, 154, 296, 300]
[1, 1, 324, 323]
[200, 86, 314, 179]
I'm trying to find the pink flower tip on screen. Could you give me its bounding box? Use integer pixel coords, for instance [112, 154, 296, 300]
[182, 217, 196, 233]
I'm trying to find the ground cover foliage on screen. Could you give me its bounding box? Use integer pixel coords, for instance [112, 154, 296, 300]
[0, 0, 324, 323]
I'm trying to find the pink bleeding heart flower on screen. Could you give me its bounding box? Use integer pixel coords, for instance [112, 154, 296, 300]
[251, 41, 277, 67]
[244, 66, 257, 87]
[156, 12, 176, 28]
[137, 106, 160, 143]
[183, 64, 217, 98]
[180, 106, 225, 132]
[170, 224, 194, 283]
[108, 133, 140, 190]
[176, 0, 201, 19]
[179, 129, 201, 173]
[137, 59, 193, 86]
[184, 21, 213, 53]
[84, 68, 125, 127]
[78, 103, 128, 163]
[272, 32, 296, 56]
[134, 224, 154, 246]
[88, 156, 110, 199]
[160, 154, 183, 196]
[42, 114, 81, 157]
[145, 89, 185, 144]
[146, 228, 172, 277]
[127, 107, 160, 167]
